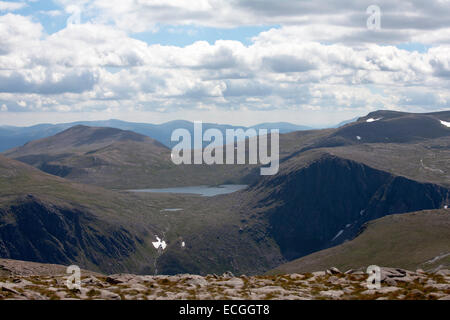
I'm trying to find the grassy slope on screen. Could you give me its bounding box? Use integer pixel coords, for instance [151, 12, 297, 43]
[269, 209, 450, 274]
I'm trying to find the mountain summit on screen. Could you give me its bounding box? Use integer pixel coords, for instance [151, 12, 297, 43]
[5, 125, 163, 155]
[4, 126, 172, 189]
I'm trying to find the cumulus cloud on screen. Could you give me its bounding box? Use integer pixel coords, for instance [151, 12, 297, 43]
[0, 14, 42, 56]
[0, 68, 98, 94]
[68, 0, 450, 45]
[0, 1, 449, 124]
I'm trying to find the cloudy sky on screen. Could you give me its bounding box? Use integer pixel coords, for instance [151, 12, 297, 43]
[0, 0, 449, 127]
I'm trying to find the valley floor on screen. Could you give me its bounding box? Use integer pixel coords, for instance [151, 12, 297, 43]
[1, 263, 449, 300]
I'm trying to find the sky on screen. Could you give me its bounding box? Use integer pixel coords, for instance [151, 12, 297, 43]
[0, 0, 450, 127]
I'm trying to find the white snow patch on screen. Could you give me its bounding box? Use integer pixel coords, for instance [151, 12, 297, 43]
[440, 120, 450, 128]
[332, 230, 344, 241]
[181, 241, 186, 248]
[356, 136, 362, 140]
[367, 118, 382, 123]
[161, 208, 183, 212]
[420, 159, 444, 174]
[152, 236, 167, 250]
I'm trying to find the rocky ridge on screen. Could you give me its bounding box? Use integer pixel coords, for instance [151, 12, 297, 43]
[1, 260, 449, 300]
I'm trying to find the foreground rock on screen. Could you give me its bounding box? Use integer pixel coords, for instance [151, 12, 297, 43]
[0, 265, 449, 300]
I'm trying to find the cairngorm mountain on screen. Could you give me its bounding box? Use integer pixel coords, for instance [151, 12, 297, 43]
[0, 119, 312, 153]
[0, 110, 449, 275]
[3, 125, 253, 189]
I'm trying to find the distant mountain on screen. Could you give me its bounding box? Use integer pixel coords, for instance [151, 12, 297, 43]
[347, 110, 450, 143]
[334, 117, 359, 128]
[0, 124, 70, 153]
[6, 125, 161, 154]
[3, 125, 173, 188]
[3, 125, 254, 189]
[0, 119, 311, 152]
[298, 110, 450, 150]
[251, 122, 311, 133]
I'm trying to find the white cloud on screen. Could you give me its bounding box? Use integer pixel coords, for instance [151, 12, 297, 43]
[0, 16, 449, 114]
[39, 10, 63, 17]
[0, 14, 42, 56]
[0, 2, 449, 124]
[0, 1, 26, 12]
[66, 0, 450, 46]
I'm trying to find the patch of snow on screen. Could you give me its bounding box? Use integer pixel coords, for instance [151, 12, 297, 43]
[181, 241, 186, 248]
[161, 208, 183, 212]
[366, 118, 382, 123]
[356, 136, 362, 140]
[331, 230, 344, 241]
[152, 236, 167, 250]
[440, 120, 450, 128]
[420, 159, 444, 174]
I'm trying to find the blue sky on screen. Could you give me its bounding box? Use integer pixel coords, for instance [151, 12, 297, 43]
[0, 0, 449, 126]
[132, 25, 279, 47]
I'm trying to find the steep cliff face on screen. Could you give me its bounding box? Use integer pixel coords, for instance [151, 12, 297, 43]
[0, 196, 138, 273]
[248, 155, 449, 261]
[269, 209, 450, 275]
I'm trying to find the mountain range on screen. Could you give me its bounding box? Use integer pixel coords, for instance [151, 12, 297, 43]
[0, 119, 313, 153]
[0, 110, 449, 276]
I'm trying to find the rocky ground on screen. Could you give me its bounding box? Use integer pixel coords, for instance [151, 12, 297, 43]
[1, 260, 449, 300]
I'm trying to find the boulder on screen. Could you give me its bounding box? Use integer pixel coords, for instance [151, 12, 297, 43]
[186, 276, 208, 287]
[326, 267, 341, 275]
[435, 269, 450, 276]
[320, 290, 344, 299]
[1, 284, 22, 296]
[222, 271, 235, 278]
[99, 289, 121, 300]
[105, 274, 135, 284]
[384, 278, 397, 286]
[380, 267, 410, 282]
[82, 276, 103, 285]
